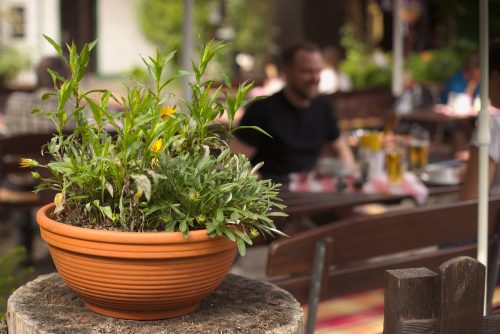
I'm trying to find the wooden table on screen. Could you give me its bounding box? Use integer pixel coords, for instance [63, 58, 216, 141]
[280, 184, 460, 218]
[278, 185, 460, 233]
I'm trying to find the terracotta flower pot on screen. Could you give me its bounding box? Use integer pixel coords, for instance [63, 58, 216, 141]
[36, 203, 237, 320]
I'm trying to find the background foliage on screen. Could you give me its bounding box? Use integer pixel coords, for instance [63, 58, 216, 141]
[138, 0, 273, 75]
[0, 45, 30, 86]
[339, 24, 392, 90]
[405, 41, 477, 85]
[0, 247, 30, 318]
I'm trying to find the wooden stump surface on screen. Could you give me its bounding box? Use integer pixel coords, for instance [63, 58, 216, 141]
[6, 273, 303, 334]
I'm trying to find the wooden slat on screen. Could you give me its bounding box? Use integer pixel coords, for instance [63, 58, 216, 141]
[269, 245, 477, 304]
[383, 268, 438, 334]
[400, 314, 500, 334]
[438, 257, 485, 334]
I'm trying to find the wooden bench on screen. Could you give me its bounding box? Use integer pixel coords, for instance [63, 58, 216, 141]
[266, 196, 500, 333]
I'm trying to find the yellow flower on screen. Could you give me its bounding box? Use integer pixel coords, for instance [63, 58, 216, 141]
[133, 188, 143, 205]
[20, 158, 39, 168]
[160, 105, 176, 120]
[150, 138, 164, 153]
[188, 191, 199, 201]
[250, 228, 260, 238]
[54, 193, 64, 207]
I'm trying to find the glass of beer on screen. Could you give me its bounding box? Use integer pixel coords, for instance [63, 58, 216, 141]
[385, 136, 406, 186]
[408, 125, 430, 173]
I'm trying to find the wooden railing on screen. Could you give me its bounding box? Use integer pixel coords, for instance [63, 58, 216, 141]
[383, 256, 500, 334]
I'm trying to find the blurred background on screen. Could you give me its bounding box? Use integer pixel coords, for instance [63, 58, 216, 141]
[0, 0, 499, 95]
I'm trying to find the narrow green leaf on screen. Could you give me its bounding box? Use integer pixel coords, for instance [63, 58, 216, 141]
[236, 239, 246, 256]
[43, 34, 63, 56]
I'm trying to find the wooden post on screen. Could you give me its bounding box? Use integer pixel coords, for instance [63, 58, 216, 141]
[383, 267, 438, 334]
[438, 257, 485, 334]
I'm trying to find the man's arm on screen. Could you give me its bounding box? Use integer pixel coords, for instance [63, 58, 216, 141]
[459, 146, 496, 199]
[330, 136, 356, 172]
[229, 136, 257, 159]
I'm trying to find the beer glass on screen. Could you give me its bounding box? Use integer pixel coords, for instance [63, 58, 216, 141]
[385, 136, 405, 185]
[408, 125, 430, 173]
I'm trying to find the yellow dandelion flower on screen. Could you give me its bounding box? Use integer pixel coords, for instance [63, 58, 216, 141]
[150, 138, 164, 153]
[160, 105, 176, 120]
[20, 158, 39, 168]
[54, 193, 64, 207]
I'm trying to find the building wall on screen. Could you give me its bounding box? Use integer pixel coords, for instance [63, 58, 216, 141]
[0, 0, 60, 85]
[96, 0, 155, 76]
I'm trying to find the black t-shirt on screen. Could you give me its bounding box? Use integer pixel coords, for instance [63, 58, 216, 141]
[235, 90, 340, 178]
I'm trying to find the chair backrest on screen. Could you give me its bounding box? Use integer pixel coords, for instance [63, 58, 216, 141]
[0, 133, 55, 207]
[0, 133, 54, 176]
[330, 88, 395, 130]
[267, 196, 500, 303]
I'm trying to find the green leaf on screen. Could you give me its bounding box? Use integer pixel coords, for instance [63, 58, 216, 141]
[88, 39, 98, 51]
[41, 92, 55, 101]
[236, 239, 246, 256]
[232, 125, 272, 138]
[105, 182, 114, 198]
[222, 229, 236, 242]
[132, 174, 151, 201]
[43, 34, 63, 56]
[100, 206, 114, 221]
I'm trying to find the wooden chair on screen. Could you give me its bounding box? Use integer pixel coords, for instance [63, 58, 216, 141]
[0, 133, 56, 260]
[266, 196, 500, 333]
[0, 133, 55, 204]
[330, 88, 395, 131]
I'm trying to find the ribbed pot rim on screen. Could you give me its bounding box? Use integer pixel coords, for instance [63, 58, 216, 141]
[36, 203, 218, 244]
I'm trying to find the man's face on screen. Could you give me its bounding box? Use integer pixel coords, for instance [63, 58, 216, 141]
[284, 49, 324, 100]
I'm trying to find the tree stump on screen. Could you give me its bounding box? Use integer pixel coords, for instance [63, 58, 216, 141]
[6, 273, 303, 334]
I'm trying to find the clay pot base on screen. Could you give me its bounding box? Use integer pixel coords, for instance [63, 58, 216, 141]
[85, 301, 200, 320]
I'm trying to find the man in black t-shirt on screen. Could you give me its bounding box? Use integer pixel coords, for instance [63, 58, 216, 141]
[230, 43, 354, 181]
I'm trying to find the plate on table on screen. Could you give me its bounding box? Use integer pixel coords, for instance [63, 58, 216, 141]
[420, 163, 462, 186]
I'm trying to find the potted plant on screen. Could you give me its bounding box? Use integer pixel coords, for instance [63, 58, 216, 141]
[24, 36, 285, 320]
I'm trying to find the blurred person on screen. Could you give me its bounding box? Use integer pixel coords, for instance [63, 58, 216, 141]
[249, 62, 284, 97]
[318, 46, 352, 94]
[230, 43, 355, 182]
[2, 56, 73, 136]
[460, 40, 500, 199]
[441, 54, 480, 105]
[436, 55, 481, 157]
